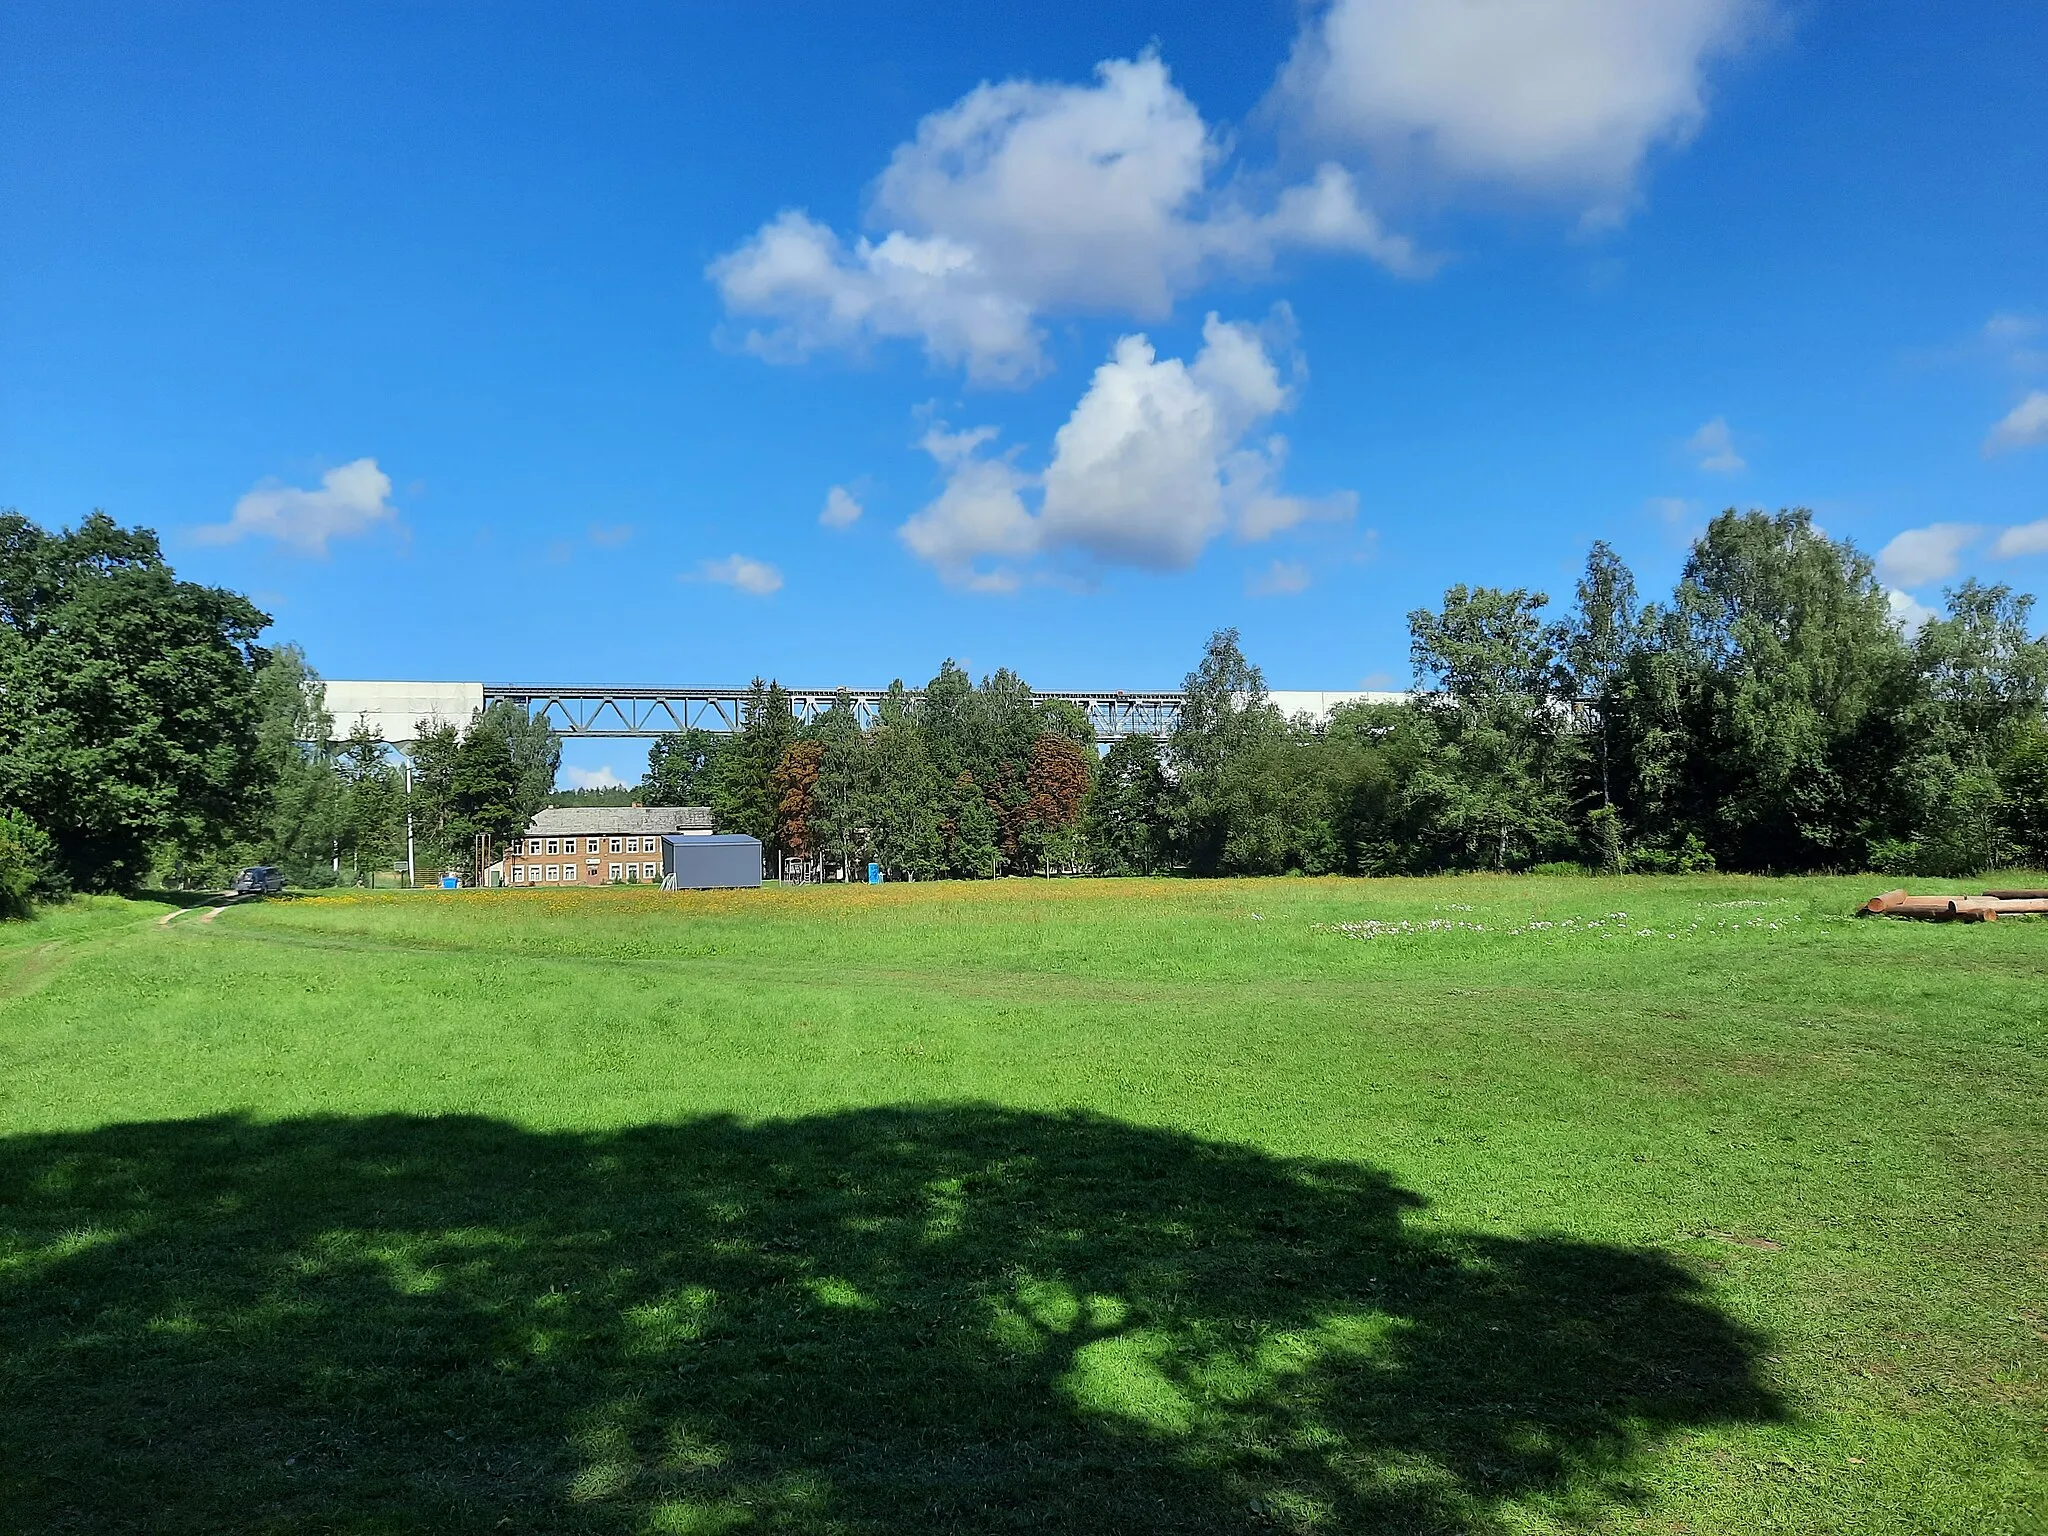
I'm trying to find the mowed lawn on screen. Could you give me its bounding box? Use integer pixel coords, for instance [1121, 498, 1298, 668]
[0, 878, 2042, 1535]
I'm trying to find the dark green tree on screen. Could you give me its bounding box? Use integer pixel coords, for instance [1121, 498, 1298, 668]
[944, 772, 1002, 879]
[1655, 509, 1911, 871]
[336, 718, 403, 885]
[0, 511, 270, 890]
[1085, 735, 1173, 876]
[916, 659, 977, 785]
[446, 703, 560, 875]
[867, 686, 946, 880]
[1554, 542, 1639, 851]
[1406, 586, 1574, 870]
[1885, 580, 2048, 873]
[405, 720, 463, 876]
[643, 728, 727, 806]
[711, 680, 796, 856]
[808, 694, 871, 879]
[249, 646, 342, 885]
[1170, 628, 1286, 874]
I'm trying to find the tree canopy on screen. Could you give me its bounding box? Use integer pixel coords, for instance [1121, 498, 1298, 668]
[0, 512, 270, 891]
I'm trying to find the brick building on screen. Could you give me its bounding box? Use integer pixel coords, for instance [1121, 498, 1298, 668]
[495, 806, 713, 887]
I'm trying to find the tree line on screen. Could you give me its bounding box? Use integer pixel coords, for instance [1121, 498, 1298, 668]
[648, 508, 2048, 881]
[3, 504, 2045, 908]
[644, 669, 1098, 880]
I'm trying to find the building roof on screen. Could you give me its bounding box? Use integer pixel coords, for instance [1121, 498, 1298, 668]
[524, 806, 713, 836]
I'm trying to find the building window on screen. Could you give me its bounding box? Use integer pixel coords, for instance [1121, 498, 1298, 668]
[608, 863, 621, 881]
[542, 865, 555, 881]
[545, 839, 558, 855]
[563, 864, 578, 882]
[512, 866, 526, 883]
[609, 837, 621, 853]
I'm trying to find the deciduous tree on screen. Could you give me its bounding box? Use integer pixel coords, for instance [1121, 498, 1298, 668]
[0, 511, 269, 890]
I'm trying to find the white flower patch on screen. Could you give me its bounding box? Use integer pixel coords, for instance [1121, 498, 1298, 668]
[1313, 909, 1806, 944]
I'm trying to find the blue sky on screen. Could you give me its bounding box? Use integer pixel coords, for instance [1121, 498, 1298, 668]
[4, 1, 2045, 785]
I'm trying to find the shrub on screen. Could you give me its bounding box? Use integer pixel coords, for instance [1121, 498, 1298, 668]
[0, 809, 55, 918]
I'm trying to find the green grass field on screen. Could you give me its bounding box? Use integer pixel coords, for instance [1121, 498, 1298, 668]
[1, 877, 2042, 1534]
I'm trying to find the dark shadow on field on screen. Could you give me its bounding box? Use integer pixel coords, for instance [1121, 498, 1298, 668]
[0, 1110, 1778, 1533]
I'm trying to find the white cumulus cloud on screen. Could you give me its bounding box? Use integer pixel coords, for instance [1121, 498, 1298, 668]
[820, 485, 864, 528]
[708, 210, 1045, 383]
[897, 426, 1039, 591]
[1688, 416, 1745, 472]
[1876, 523, 1980, 588]
[694, 554, 783, 596]
[898, 314, 1352, 590]
[197, 458, 397, 555]
[1275, 0, 1759, 217]
[1985, 391, 2048, 454]
[1992, 519, 2048, 560]
[561, 765, 627, 790]
[711, 55, 1423, 382]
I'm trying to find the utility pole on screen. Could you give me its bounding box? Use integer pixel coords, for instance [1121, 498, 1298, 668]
[404, 761, 415, 889]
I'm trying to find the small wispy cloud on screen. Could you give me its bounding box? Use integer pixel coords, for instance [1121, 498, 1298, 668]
[195, 458, 397, 555]
[820, 485, 863, 529]
[1985, 391, 2048, 455]
[562, 765, 626, 790]
[1984, 312, 2047, 371]
[693, 554, 784, 596]
[588, 522, 633, 548]
[1687, 418, 1745, 474]
[1247, 558, 1312, 597]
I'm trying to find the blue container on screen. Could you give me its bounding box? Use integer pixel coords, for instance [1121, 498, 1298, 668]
[660, 834, 764, 890]
[441, 876, 459, 890]
[867, 862, 882, 884]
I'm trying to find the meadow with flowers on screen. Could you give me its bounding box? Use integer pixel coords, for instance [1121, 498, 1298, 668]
[0, 874, 2042, 1533]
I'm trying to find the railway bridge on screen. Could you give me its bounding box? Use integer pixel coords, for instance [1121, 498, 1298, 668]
[319, 681, 1399, 744]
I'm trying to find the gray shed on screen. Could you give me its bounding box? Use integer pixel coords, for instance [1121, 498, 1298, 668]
[660, 834, 763, 890]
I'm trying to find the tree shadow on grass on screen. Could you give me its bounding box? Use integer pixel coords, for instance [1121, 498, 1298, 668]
[0, 1109, 1779, 1533]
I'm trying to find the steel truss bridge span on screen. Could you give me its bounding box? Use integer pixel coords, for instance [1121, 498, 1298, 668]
[481, 684, 1188, 742]
[318, 682, 1399, 744]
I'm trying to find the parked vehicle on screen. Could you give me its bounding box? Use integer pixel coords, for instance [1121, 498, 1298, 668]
[231, 866, 285, 895]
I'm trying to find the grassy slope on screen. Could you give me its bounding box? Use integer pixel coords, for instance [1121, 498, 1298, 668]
[0, 878, 2041, 1534]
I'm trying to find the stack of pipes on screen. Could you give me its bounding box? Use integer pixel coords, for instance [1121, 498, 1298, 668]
[1859, 888, 2048, 922]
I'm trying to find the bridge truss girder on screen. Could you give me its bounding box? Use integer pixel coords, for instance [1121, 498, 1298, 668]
[481, 685, 1186, 742]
